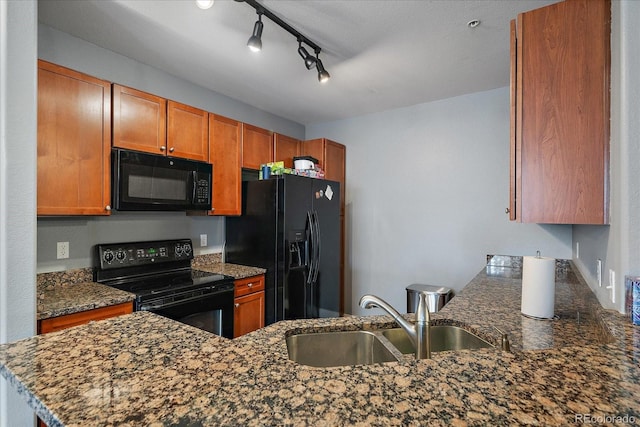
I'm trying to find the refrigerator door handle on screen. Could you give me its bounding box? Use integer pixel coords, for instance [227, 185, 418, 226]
[306, 211, 315, 285]
[312, 211, 321, 284]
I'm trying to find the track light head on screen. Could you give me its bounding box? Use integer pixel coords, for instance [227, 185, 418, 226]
[316, 55, 330, 83]
[297, 42, 316, 70]
[247, 13, 263, 52]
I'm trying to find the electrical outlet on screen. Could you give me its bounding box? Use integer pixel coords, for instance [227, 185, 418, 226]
[57, 242, 69, 259]
[607, 269, 616, 303]
[597, 259, 602, 287]
[576, 242, 580, 258]
[200, 234, 207, 247]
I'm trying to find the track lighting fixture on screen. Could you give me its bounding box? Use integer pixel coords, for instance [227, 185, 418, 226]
[315, 52, 330, 84]
[237, 0, 330, 83]
[297, 40, 316, 70]
[247, 12, 263, 52]
[195, 0, 214, 10]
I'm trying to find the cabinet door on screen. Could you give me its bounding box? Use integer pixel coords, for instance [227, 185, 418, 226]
[273, 133, 300, 168]
[37, 60, 112, 215]
[242, 123, 273, 170]
[234, 291, 265, 337]
[512, 0, 610, 224]
[167, 100, 208, 161]
[209, 114, 242, 215]
[112, 84, 167, 155]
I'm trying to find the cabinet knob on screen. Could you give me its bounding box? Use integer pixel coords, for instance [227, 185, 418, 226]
[505, 208, 510, 214]
[169, 147, 175, 153]
[247, 283, 253, 288]
[235, 303, 240, 308]
[105, 205, 112, 211]
[160, 146, 166, 151]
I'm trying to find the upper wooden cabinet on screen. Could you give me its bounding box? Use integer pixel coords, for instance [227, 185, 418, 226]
[37, 60, 112, 215]
[510, 0, 610, 224]
[112, 84, 166, 155]
[113, 85, 208, 161]
[167, 101, 208, 161]
[273, 133, 301, 168]
[242, 123, 273, 170]
[302, 138, 346, 214]
[209, 114, 242, 216]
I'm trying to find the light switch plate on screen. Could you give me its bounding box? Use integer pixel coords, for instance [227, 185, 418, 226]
[200, 234, 207, 247]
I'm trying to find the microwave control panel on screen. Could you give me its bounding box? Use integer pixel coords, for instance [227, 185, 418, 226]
[97, 239, 193, 269]
[195, 178, 210, 204]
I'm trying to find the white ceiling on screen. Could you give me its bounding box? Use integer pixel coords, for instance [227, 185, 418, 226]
[38, 0, 558, 126]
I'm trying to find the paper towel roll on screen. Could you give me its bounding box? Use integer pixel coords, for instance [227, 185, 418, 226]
[521, 255, 556, 319]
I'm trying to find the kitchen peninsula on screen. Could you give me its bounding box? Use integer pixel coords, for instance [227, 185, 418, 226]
[2, 257, 639, 426]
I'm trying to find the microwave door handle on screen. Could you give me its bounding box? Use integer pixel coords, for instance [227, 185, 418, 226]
[192, 171, 197, 202]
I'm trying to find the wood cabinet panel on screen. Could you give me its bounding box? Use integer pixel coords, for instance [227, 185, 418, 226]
[167, 101, 208, 161]
[234, 275, 265, 298]
[511, 0, 610, 224]
[38, 302, 133, 334]
[37, 60, 111, 215]
[234, 291, 265, 338]
[273, 133, 300, 168]
[209, 114, 242, 215]
[242, 124, 273, 170]
[112, 84, 167, 155]
[233, 275, 265, 337]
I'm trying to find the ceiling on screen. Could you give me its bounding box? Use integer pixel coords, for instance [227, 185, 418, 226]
[38, 0, 558, 126]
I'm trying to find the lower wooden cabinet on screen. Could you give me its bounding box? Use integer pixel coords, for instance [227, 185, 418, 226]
[233, 275, 265, 338]
[38, 302, 133, 334]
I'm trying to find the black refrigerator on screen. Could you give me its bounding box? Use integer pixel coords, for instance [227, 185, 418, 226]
[225, 174, 341, 325]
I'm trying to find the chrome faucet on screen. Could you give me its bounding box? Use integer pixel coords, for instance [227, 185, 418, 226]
[359, 293, 431, 359]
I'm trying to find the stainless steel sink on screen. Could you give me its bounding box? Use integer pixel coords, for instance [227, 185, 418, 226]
[286, 330, 399, 367]
[381, 325, 493, 354]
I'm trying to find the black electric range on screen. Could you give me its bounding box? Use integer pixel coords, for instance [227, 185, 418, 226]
[94, 239, 235, 338]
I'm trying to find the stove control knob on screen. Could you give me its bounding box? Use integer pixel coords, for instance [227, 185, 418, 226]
[183, 243, 192, 255]
[175, 244, 183, 256]
[116, 249, 127, 263]
[103, 250, 114, 264]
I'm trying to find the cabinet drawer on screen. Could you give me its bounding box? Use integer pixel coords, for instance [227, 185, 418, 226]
[38, 302, 133, 334]
[234, 275, 265, 298]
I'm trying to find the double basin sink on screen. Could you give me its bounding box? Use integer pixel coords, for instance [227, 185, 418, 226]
[286, 325, 494, 368]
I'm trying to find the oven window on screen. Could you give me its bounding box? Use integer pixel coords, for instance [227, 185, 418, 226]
[147, 291, 234, 339]
[125, 164, 188, 201]
[179, 310, 224, 335]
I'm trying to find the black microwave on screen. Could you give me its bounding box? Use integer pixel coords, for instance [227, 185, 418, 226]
[112, 149, 212, 211]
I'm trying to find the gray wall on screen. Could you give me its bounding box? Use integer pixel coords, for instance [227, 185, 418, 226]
[36, 24, 305, 272]
[307, 87, 573, 315]
[572, 0, 640, 312]
[0, 1, 37, 425]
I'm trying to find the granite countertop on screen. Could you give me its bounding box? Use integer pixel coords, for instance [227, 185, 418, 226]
[37, 256, 265, 320]
[194, 263, 266, 280]
[4, 258, 639, 426]
[37, 282, 136, 321]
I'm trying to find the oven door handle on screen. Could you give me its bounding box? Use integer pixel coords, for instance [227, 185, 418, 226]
[139, 289, 230, 311]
